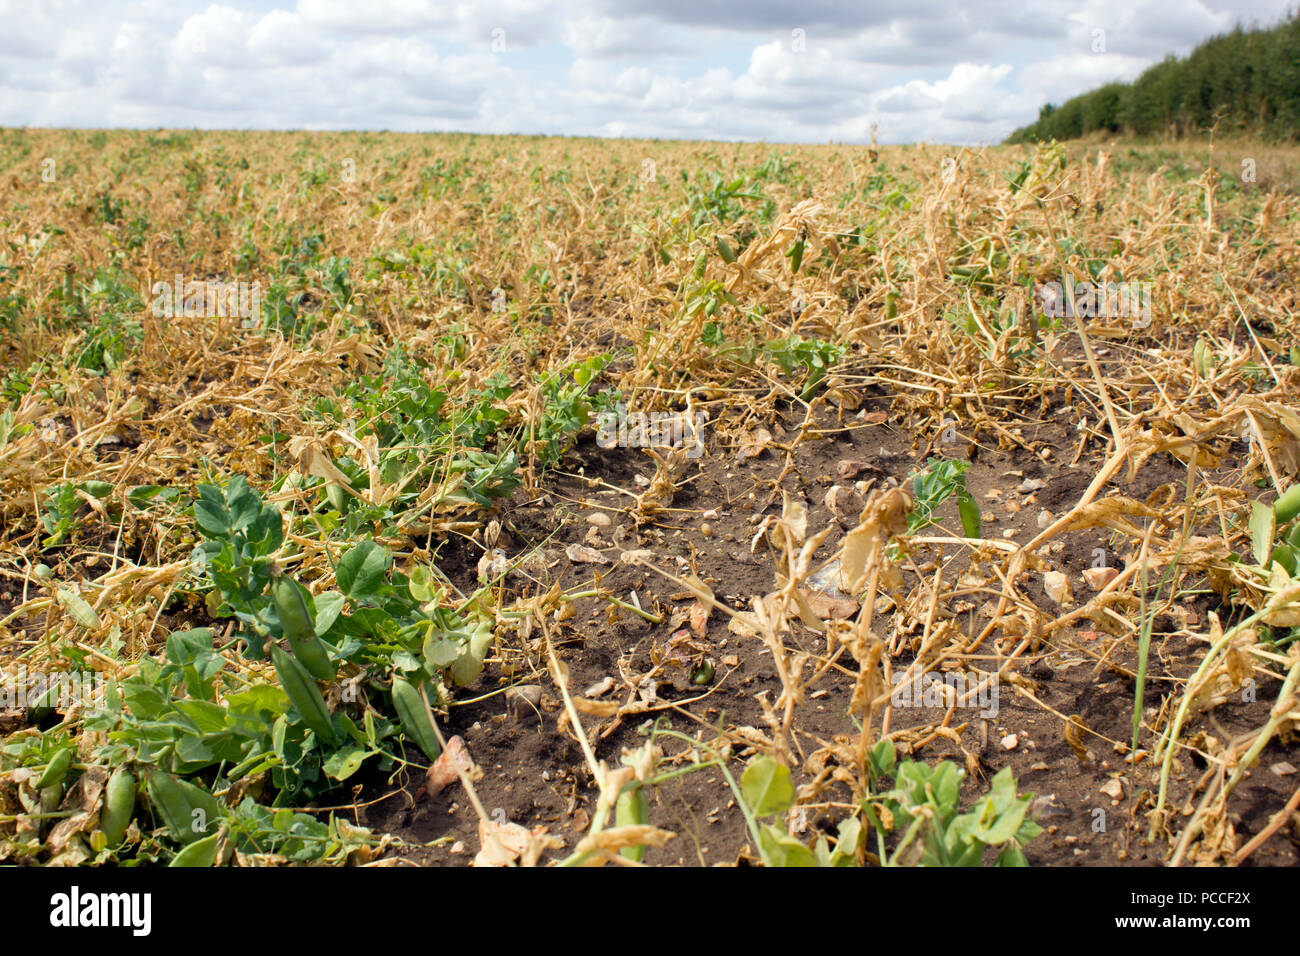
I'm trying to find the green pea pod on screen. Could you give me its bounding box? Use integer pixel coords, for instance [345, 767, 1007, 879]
[36, 746, 74, 790]
[957, 488, 982, 539]
[271, 574, 336, 681]
[1270, 543, 1297, 576]
[326, 483, 347, 514]
[787, 239, 805, 274]
[391, 677, 441, 762]
[41, 783, 63, 816]
[168, 830, 221, 867]
[1275, 485, 1300, 525]
[616, 782, 650, 862]
[101, 768, 136, 846]
[271, 644, 338, 746]
[146, 770, 221, 845]
[715, 236, 736, 264]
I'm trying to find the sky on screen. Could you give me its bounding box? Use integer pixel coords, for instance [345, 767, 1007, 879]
[0, 1, 1294, 144]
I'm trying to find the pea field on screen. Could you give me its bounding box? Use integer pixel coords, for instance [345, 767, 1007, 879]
[1, 128, 1298, 867]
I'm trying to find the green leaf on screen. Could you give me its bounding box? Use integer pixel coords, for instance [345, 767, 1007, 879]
[423, 636, 460, 668]
[1250, 500, 1275, 566]
[194, 476, 262, 538]
[759, 823, 816, 866]
[930, 762, 963, 813]
[323, 744, 369, 782]
[336, 540, 391, 604]
[828, 817, 862, 866]
[995, 844, 1029, 866]
[741, 756, 795, 817]
[172, 699, 229, 735]
[408, 566, 436, 603]
[869, 738, 896, 777]
[312, 592, 345, 635]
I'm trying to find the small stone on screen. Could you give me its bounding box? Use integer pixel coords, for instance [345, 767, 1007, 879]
[566, 543, 610, 564]
[1000, 733, 1019, 751]
[1037, 509, 1052, 529]
[587, 512, 612, 527]
[450, 841, 468, 855]
[1270, 762, 1297, 777]
[1100, 777, 1124, 801]
[1043, 570, 1073, 606]
[1019, 478, 1048, 492]
[506, 684, 543, 718]
[824, 484, 863, 516]
[1082, 566, 1118, 590]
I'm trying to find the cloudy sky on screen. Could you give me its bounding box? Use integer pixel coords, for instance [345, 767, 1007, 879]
[1, 1, 1293, 143]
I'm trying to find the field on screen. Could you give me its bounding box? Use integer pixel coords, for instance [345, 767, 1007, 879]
[0, 128, 1298, 867]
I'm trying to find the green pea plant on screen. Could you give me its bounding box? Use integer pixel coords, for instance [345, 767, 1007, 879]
[1243, 483, 1300, 648]
[859, 739, 1042, 867]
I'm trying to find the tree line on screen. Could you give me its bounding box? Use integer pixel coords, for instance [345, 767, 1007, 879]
[1006, 12, 1300, 143]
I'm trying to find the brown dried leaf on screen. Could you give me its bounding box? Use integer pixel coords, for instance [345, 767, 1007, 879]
[424, 735, 475, 800]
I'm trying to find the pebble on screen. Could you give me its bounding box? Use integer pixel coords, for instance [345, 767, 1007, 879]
[506, 684, 543, 718]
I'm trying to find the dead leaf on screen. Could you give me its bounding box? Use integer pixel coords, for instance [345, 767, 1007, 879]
[424, 735, 475, 800]
[798, 587, 860, 620]
[736, 426, 772, 462]
[689, 599, 710, 636]
[473, 819, 561, 867]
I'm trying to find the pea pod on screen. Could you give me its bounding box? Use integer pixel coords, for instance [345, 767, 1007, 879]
[787, 239, 805, 274]
[271, 574, 336, 681]
[715, 235, 736, 264]
[1270, 543, 1297, 576]
[168, 830, 221, 867]
[391, 677, 441, 762]
[271, 644, 338, 746]
[885, 291, 899, 320]
[616, 781, 650, 862]
[100, 768, 136, 846]
[1274, 485, 1300, 525]
[146, 770, 221, 845]
[36, 746, 74, 790]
